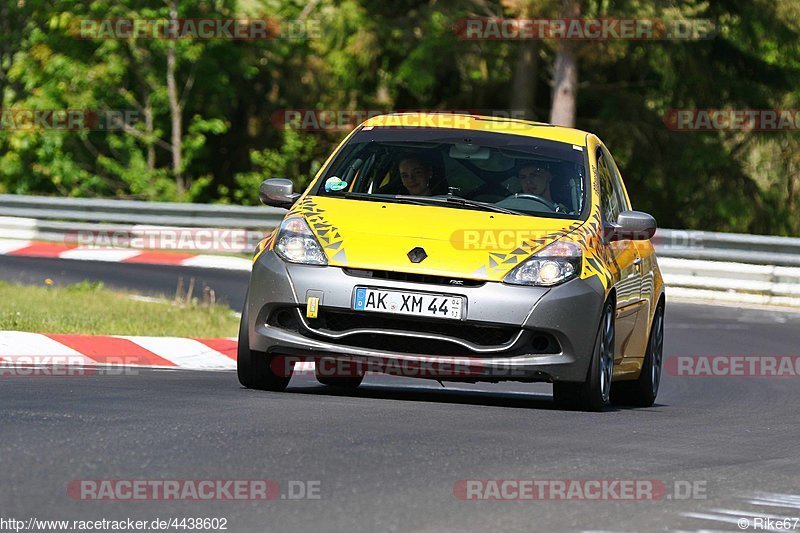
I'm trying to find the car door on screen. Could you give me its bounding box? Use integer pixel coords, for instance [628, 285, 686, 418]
[596, 146, 642, 363]
[604, 146, 654, 360]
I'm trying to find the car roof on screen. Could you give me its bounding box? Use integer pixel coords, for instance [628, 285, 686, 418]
[360, 113, 590, 146]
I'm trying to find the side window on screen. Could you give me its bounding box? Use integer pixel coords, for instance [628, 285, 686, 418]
[601, 145, 630, 212]
[596, 149, 620, 224]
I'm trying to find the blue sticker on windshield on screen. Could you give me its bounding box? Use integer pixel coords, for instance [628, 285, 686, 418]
[325, 177, 348, 192]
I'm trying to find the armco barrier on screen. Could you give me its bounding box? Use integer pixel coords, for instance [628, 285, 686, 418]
[0, 194, 798, 306]
[0, 194, 285, 229]
[655, 228, 800, 268]
[659, 257, 800, 308]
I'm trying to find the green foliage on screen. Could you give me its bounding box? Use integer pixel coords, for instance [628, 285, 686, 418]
[230, 128, 318, 205]
[0, 0, 799, 234]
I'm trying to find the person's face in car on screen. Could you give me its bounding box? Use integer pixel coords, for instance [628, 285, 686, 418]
[518, 166, 553, 200]
[399, 159, 433, 196]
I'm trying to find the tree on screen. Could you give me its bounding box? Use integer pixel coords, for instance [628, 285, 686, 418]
[2, 0, 800, 235]
[549, 0, 580, 126]
[166, 0, 184, 195]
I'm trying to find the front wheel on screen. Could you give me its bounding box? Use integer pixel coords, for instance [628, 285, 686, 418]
[554, 300, 615, 412]
[237, 302, 291, 391]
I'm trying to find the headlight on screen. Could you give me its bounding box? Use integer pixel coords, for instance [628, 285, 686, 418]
[503, 240, 582, 287]
[274, 217, 328, 265]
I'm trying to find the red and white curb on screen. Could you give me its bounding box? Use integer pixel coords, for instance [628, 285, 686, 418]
[0, 331, 315, 373]
[0, 239, 251, 271]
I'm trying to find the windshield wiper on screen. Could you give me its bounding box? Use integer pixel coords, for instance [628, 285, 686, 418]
[406, 195, 522, 215]
[331, 192, 431, 206]
[328, 192, 521, 214]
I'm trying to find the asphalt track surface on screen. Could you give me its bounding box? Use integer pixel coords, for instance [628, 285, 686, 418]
[2, 254, 800, 532]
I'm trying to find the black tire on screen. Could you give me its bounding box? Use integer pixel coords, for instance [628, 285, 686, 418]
[611, 304, 664, 407]
[237, 303, 291, 391]
[553, 300, 615, 412]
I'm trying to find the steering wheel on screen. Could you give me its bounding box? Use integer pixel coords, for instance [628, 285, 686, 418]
[513, 193, 557, 212]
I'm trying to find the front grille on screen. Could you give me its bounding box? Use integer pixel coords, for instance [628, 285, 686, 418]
[343, 268, 485, 287]
[267, 307, 561, 356]
[326, 333, 473, 356]
[308, 310, 519, 347]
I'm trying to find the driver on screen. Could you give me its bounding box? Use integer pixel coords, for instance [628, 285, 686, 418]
[517, 164, 554, 202]
[515, 164, 570, 213]
[398, 156, 434, 196]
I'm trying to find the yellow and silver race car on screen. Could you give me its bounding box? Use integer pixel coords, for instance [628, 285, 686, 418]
[238, 113, 665, 411]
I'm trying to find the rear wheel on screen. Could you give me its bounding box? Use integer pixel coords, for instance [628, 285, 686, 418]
[237, 303, 291, 391]
[553, 300, 615, 412]
[612, 304, 664, 407]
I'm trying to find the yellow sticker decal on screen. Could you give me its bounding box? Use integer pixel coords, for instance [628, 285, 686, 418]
[289, 197, 348, 263]
[306, 296, 320, 318]
[252, 236, 272, 264]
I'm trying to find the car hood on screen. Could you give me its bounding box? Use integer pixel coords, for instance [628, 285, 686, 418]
[288, 196, 584, 282]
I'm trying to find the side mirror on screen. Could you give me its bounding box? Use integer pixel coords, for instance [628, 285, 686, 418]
[259, 178, 300, 209]
[606, 210, 657, 242]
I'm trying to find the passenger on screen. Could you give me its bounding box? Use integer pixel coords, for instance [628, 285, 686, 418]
[398, 157, 435, 196]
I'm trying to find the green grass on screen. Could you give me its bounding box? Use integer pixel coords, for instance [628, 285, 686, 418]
[0, 280, 240, 337]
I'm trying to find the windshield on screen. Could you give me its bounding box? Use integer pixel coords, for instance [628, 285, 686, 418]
[312, 127, 588, 219]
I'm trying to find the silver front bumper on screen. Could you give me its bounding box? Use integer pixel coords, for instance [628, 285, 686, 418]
[245, 251, 606, 382]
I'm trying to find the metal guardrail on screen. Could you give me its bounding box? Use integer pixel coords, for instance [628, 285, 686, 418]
[2, 193, 799, 258]
[0, 194, 285, 229]
[659, 257, 800, 308]
[654, 229, 800, 268]
[1, 194, 799, 306]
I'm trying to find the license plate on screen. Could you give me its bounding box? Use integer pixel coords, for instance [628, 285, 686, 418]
[353, 287, 464, 320]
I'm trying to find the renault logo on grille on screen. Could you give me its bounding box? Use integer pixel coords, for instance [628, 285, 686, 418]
[407, 247, 427, 263]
